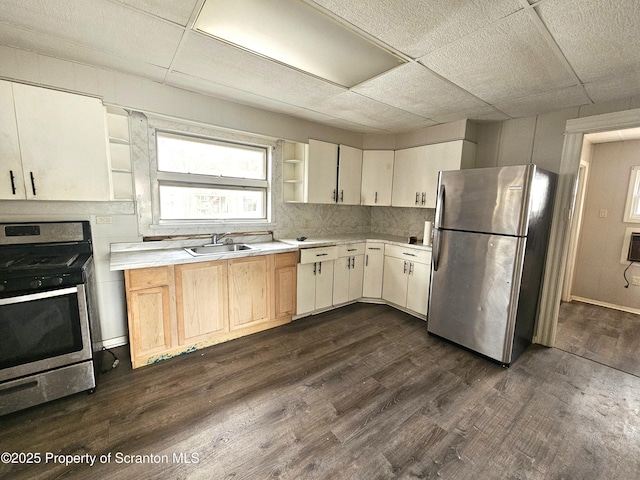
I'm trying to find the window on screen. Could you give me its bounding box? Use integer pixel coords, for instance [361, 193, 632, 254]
[156, 131, 269, 222]
[624, 166, 640, 223]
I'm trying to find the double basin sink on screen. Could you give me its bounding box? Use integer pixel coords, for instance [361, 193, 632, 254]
[184, 243, 254, 257]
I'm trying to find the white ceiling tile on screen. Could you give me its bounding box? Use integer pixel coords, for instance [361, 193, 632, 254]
[494, 85, 592, 118]
[113, 0, 199, 26]
[311, 0, 523, 57]
[316, 91, 436, 133]
[352, 62, 487, 119]
[419, 10, 576, 104]
[583, 70, 640, 103]
[166, 71, 350, 128]
[0, 23, 168, 82]
[432, 106, 511, 125]
[537, 0, 640, 84]
[0, 0, 183, 67]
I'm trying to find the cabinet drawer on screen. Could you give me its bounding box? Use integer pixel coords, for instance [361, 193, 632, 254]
[338, 243, 365, 257]
[299, 246, 338, 264]
[384, 244, 432, 264]
[126, 266, 171, 289]
[365, 242, 384, 254]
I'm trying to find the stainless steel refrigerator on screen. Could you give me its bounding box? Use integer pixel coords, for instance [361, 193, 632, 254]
[427, 164, 556, 365]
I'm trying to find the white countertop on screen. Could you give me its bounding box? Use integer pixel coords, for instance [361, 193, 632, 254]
[110, 233, 432, 271]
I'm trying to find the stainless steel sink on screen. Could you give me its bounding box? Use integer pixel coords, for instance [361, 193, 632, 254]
[184, 243, 254, 256]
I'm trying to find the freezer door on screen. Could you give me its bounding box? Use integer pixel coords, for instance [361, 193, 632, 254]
[428, 229, 525, 363]
[436, 165, 533, 236]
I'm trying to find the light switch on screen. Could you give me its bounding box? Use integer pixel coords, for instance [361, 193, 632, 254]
[599, 209, 608, 218]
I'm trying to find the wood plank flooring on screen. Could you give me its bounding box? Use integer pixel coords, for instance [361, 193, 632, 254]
[2, 303, 640, 479]
[556, 300, 640, 377]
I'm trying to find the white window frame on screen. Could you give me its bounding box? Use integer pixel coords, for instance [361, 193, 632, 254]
[142, 115, 274, 233]
[623, 165, 640, 223]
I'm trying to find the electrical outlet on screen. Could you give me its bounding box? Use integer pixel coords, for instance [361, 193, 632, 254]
[632, 276, 640, 286]
[599, 209, 608, 218]
[96, 216, 112, 224]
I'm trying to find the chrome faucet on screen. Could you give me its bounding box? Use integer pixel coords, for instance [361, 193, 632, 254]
[212, 232, 232, 245]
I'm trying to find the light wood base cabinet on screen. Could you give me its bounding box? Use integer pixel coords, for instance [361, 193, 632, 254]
[125, 253, 296, 368]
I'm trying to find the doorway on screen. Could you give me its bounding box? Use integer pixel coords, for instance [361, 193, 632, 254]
[536, 109, 640, 376]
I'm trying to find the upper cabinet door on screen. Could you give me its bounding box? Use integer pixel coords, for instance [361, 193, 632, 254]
[337, 144, 362, 205]
[12, 83, 110, 201]
[307, 139, 339, 204]
[0, 80, 26, 200]
[361, 150, 393, 206]
[392, 145, 427, 207]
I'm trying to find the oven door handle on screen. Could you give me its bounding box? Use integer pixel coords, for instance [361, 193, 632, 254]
[0, 286, 78, 305]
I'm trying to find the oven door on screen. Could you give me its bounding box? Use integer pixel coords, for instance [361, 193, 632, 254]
[0, 285, 92, 383]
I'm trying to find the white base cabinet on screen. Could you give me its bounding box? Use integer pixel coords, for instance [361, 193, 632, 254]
[332, 243, 364, 305]
[382, 244, 432, 316]
[296, 246, 338, 315]
[362, 242, 384, 298]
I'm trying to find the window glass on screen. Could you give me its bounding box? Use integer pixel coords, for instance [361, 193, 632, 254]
[157, 132, 266, 180]
[155, 131, 269, 222]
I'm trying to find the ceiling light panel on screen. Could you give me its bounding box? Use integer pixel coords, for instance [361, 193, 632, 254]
[194, 0, 406, 88]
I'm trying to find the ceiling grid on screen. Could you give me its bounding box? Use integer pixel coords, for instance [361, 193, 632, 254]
[0, 0, 637, 133]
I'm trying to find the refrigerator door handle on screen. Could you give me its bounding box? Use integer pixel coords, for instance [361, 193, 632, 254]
[433, 184, 445, 271]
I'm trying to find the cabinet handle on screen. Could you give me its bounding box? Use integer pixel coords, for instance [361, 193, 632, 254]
[340, 190, 344, 202]
[30, 172, 36, 196]
[409, 262, 414, 275]
[368, 247, 381, 251]
[415, 192, 420, 205]
[402, 252, 417, 257]
[333, 189, 337, 202]
[315, 253, 328, 257]
[313, 262, 317, 275]
[347, 248, 357, 252]
[403, 261, 408, 274]
[365, 254, 369, 267]
[351, 257, 355, 269]
[9, 170, 16, 195]
[318, 262, 322, 275]
[347, 257, 351, 270]
[422, 192, 426, 205]
[375, 191, 378, 204]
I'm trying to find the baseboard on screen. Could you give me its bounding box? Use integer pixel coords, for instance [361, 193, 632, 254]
[570, 296, 640, 315]
[100, 336, 129, 350]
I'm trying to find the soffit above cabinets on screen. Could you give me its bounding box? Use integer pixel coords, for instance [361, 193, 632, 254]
[0, 0, 638, 134]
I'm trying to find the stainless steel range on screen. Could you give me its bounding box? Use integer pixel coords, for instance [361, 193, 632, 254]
[0, 221, 101, 416]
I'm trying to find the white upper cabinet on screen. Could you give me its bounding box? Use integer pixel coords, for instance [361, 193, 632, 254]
[307, 139, 363, 205]
[361, 150, 394, 206]
[392, 145, 427, 208]
[0, 80, 24, 200]
[392, 140, 475, 208]
[337, 144, 362, 205]
[307, 139, 339, 204]
[1, 81, 111, 201]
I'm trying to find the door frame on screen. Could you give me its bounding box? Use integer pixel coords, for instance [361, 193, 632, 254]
[535, 108, 640, 346]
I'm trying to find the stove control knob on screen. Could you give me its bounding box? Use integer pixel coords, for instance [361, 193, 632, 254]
[52, 277, 64, 286]
[30, 279, 43, 289]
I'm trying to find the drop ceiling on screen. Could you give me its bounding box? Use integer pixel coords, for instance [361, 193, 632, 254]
[0, 0, 638, 134]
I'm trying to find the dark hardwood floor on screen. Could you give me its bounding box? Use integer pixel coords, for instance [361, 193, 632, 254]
[556, 300, 640, 378]
[2, 303, 640, 479]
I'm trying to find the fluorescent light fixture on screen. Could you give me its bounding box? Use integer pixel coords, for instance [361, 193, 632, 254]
[194, 0, 406, 88]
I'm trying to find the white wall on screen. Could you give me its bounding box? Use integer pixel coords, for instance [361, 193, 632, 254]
[572, 139, 640, 311]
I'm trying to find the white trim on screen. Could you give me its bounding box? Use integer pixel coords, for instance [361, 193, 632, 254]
[100, 335, 128, 349]
[536, 108, 640, 346]
[569, 296, 640, 316]
[623, 166, 640, 222]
